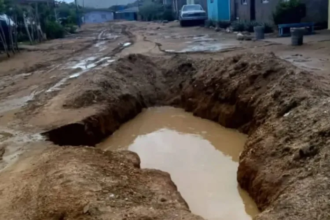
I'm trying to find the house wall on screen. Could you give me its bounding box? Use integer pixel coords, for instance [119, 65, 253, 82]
[83, 11, 114, 24]
[207, 0, 219, 21]
[115, 12, 137, 21]
[207, 0, 230, 21]
[235, 0, 328, 24]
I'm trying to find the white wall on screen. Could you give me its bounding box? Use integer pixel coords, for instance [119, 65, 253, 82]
[77, 0, 135, 8]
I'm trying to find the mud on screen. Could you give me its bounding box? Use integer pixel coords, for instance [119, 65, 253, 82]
[0, 146, 203, 220]
[41, 52, 330, 220]
[99, 107, 259, 220]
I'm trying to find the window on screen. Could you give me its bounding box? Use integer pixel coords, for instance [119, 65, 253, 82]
[182, 5, 203, 11]
[241, 0, 247, 5]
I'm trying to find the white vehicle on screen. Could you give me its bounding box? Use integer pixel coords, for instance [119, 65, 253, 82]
[179, 4, 207, 27]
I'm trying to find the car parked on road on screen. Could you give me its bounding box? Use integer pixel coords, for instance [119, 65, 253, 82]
[179, 4, 207, 27]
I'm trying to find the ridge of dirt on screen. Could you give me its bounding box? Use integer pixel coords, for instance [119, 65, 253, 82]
[0, 147, 202, 220]
[40, 52, 330, 220]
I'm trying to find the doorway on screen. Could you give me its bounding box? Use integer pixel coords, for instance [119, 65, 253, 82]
[250, 0, 256, 20]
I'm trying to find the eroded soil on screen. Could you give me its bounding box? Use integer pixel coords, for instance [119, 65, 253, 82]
[1, 21, 330, 220]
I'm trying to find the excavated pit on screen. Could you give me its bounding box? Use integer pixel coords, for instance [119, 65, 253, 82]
[98, 106, 259, 219]
[42, 53, 330, 220]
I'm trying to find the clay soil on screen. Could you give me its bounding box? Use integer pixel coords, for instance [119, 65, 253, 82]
[1, 21, 330, 220]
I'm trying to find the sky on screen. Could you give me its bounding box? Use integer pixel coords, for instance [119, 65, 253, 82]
[61, 0, 136, 8]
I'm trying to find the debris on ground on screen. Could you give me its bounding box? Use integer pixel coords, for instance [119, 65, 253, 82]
[1, 21, 330, 220]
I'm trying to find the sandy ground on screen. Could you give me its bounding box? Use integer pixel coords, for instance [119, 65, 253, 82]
[1, 21, 330, 219]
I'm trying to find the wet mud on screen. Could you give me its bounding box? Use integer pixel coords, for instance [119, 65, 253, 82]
[99, 107, 259, 220]
[41, 52, 330, 220]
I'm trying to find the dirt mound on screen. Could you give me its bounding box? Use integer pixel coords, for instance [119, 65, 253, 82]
[0, 147, 202, 220]
[63, 54, 168, 110]
[30, 52, 330, 220]
[177, 53, 330, 220]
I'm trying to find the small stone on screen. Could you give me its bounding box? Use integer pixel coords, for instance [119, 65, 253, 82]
[237, 33, 244, 41]
[83, 203, 90, 214]
[299, 145, 318, 158]
[284, 112, 291, 117]
[109, 194, 115, 198]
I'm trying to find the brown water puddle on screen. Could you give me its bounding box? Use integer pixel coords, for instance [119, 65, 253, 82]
[99, 107, 259, 220]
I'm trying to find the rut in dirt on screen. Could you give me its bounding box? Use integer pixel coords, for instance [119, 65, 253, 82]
[43, 52, 330, 220]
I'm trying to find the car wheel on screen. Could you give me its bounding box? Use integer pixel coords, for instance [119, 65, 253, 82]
[180, 21, 185, 27]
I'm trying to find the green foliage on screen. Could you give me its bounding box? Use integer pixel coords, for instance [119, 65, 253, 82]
[163, 6, 174, 21]
[45, 20, 65, 39]
[273, 0, 306, 25]
[65, 24, 77, 34]
[139, 2, 163, 21]
[231, 20, 245, 32]
[57, 2, 81, 25]
[232, 20, 273, 33]
[0, 0, 5, 13]
[263, 22, 273, 33]
[205, 20, 215, 28]
[217, 21, 231, 29]
[139, 2, 174, 21]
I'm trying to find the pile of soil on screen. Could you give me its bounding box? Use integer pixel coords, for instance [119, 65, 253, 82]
[21, 53, 330, 219]
[0, 147, 202, 220]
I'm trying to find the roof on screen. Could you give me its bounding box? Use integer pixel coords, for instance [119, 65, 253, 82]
[84, 10, 114, 14]
[116, 7, 139, 14]
[77, 0, 135, 9]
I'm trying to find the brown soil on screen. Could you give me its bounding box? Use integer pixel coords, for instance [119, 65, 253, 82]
[0, 146, 202, 220]
[42, 52, 330, 220]
[2, 21, 330, 220]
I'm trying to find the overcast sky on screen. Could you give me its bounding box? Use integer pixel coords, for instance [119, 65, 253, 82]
[60, 0, 136, 8]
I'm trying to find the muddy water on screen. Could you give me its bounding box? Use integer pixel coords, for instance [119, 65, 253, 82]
[99, 107, 259, 220]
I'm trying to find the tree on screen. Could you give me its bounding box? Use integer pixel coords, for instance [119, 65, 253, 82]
[139, 2, 167, 21]
[273, 0, 306, 25]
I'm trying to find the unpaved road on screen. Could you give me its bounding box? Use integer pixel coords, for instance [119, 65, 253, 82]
[1, 21, 330, 220]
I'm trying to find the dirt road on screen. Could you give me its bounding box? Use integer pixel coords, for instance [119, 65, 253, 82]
[1, 21, 330, 220]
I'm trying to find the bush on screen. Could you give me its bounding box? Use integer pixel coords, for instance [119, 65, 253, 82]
[205, 20, 215, 27]
[217, 21, 231, 29]
[232, 20, 245, 32]
[244, 21, 260, 32]
[163, 6, 174, 21]
[263, 23, 273, 33]
[273, 0, 306, 25]
[232, 20, 273, 33]
[65, 24, 77, 34]
[45, 21, 65, 39]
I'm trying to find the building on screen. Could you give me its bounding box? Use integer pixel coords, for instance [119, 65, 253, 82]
[207, 0, 231, 21]
[115, 7, 139, 21]
[83, 11, 114, 24]
[77, 0, 135, 8]
[232, 0, 328, 24]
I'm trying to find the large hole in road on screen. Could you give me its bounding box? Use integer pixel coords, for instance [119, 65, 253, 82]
[42, 53, 324, 220]
[98, 106, 259, 219]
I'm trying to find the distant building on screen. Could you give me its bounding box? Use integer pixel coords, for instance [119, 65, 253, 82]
[77, 0, 135, 8]
[115, 7, 139, 21]
[232, 0, 327, 24]
[83, 11, 114, 24]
